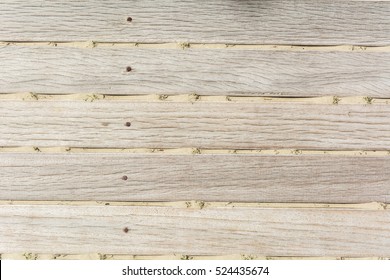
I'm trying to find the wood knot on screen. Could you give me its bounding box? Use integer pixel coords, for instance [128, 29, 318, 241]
[123, 227, 129, 233]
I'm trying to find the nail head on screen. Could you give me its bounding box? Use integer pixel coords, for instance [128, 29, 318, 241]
[127, 17, 132, 22]
[122, 175, 128, 181]
[126, 66, 132, 72]
[125, 122, 131, 127]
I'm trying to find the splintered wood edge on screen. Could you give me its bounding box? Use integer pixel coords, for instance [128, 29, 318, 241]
[1, 253, 389, 260]
[0, 93, 388, 105]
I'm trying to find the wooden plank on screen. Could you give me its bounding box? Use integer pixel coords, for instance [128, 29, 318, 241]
[1, 46, 390, 96]
[1, 101, 390, 150]
[1, 204, 389, 256]
[1, 0, 390, 45]
[1, 153, 389, 203]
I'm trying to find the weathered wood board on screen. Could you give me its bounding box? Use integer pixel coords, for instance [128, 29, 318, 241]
[1, 0, 390, 45]
[1, 0, 390, 259]
[1, 101, 389, 149]
[1, 153, 389, 203]
[1, 46, 389, 96]
[1, 205, 389, 256]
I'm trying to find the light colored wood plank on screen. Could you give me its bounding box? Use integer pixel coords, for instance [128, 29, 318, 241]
[1, 153, 389, 203]
[1, 0, 390, 45]
[1, 101, 390, 149]
[1, 46, 390, 96]
[1, 204, 389, 256]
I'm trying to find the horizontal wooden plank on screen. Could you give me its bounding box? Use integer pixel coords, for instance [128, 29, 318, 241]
[1, 0, 390, 45]
[1, 101, 390, 149]
[1, 153, 389, 203]
[1, 204, 389, 256]
[1, 46, 390, 96]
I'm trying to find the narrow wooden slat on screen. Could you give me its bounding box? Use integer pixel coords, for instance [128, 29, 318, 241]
[1, 153, 389, 203]
[1, 0, 390, 45]
[1, 101, 390, 149]
[1, 204, 389, 256]
[1, 46, 389, 96]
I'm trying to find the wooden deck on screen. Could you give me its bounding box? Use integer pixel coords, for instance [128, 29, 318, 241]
[0, 0, 390, 259]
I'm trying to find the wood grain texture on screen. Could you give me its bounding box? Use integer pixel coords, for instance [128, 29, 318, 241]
[1, 153, 389, 203]
[1, 101, 390, 149]
[1, 46, 390, 96]
[1, 204, 389, 256]
[1, 0, 390, 45]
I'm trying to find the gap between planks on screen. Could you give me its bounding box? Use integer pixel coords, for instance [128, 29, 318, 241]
[1, 147, 390, 157]
[0, 201, 387, 210]
[0, 93, 385, 105]
[2, 42, 390, 52]
[1, 253, 389, 261]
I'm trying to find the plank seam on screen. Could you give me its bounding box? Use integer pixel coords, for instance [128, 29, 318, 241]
[1, 253, 389, 260]
[0, 201, 386, 210]
[1, 42, 390, 52]
[1, 147, 389, 156]
[0, 93, 387, 105]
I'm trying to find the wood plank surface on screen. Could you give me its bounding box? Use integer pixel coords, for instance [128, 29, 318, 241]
[1, 153, 389, 203]
[1, 46, 390, 96]
[1, 0, 390, 45]
[1, 101, 390, 150]
[2, 0, 390, 260]
[1, 204, 389, 256]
